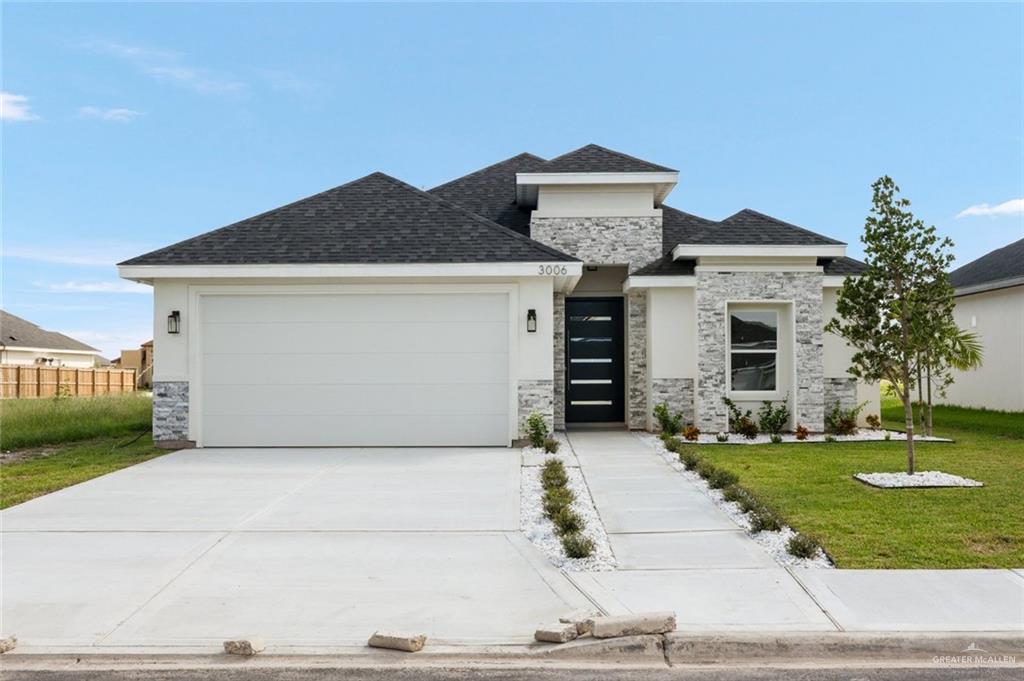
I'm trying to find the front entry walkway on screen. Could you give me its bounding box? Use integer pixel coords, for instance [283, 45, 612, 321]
[565, 431, 1024, 632]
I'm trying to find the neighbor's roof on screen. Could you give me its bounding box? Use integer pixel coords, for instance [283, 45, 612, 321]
[0, 310, 100, 353]
[949, 238, 1024, 292]
[120, 172, 577, 266]
[534, 144, 677, 174]
[429, 152, 546, 236]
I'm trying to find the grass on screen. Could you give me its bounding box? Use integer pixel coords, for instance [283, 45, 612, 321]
[698, 397, 1024, 568]
[1, 394, 164, 508]
[1, 393, 154, 450]
[1, 433, 164, 508]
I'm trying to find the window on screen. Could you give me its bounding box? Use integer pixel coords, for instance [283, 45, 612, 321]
[729, 309, 777, 392]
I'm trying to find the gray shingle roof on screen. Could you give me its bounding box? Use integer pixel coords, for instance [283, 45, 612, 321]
[429, 152, 545, 236]
[820, 256, 867, 276]
[662, 206, 844, 251]
[536, 144, 677, 173]
[631, 255, 696, 276]
[0, 310, 100, 352]
[121, 172, 576, 266]
[949, 238, 1024, 291]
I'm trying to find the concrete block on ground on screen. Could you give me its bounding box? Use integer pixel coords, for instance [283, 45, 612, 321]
[560, 609, 598, 635]
[222, 637, 265, 656]
[534, 622, 579, 643]
[367, 631, 427, 652]
[590, 611, 676, 639]
[0, 635, 17, 654]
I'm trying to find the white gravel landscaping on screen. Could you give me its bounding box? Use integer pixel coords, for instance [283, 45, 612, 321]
[639, 433, 834, 569]
[682, 430, 951, 445]
[519, 449, 616, 572]
[854, 471, 983, 488]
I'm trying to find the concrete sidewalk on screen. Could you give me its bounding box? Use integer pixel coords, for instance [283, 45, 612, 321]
[565, 430, 1024, 633]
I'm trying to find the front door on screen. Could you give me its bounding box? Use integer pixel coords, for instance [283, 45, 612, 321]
[565, 297, 625, 423]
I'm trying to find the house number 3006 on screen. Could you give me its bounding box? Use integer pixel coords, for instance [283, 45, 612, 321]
[538, 265, 568, 275]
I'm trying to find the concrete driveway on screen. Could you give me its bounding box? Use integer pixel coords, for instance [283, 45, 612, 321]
[1, 447, 590, 649]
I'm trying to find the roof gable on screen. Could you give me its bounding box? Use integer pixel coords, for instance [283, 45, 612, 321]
[0, 310, 100, 352]
[537, 144, 677, 174]
[949, 238, 1024, 290]
[121, 172, 576, 266]
[661, 205, 845, 252]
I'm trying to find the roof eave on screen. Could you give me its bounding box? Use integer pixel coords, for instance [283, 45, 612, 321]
[672, 244, 847, 259]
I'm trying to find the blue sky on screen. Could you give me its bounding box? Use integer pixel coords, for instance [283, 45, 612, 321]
[3, 2, 1022, 359]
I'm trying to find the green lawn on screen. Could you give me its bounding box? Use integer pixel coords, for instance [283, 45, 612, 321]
[1, 394, 164, 508]
[1, 393, 154, 450]
[699, 399, 1024, 569]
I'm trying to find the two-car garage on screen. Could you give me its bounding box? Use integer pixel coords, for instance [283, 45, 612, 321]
[197, 291, 512, 447]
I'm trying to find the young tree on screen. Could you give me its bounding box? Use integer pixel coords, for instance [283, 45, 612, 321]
[826, 176, 956, 474]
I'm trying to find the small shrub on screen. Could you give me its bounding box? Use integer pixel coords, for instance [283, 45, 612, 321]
[678, 448, 700, 470]
[757, 398, 790, 435]
[653, 402, 684, 435]
[865, 414, 881, 430]
[749, 507, 783, 533]
[541, 459, 568, 489]
[733, 491, 760, 514]
[884, 431, 892, 441]
[824, 434, 836, 443]
[662, 435, 682, 453]
[683, 425, 700, 442]
[794, 424, 809, 441]
[721, 485, 746, 504]
[660, 431, 676, 446]
[543, 437, 560, 454]
[722, 397, 753, 432]
[526, 412, 549, 448]
[543, 487, 575, 516]
[562, 532, 595, 559]
[825, 400, 867, 436]
[787, 533, 821, 559]
[736, 416, 759, 440]
[770, 434, 782, 444]
[716, 432, 729, 443]
[696, 460, 738, 489]
[551, 507, 585, 535]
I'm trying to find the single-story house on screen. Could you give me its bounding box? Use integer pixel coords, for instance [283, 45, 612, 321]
[117, 339, 154, 389]
[0, 309, 105, 368]
[944, 238, 1024, 412]
[119, 144, 878, 448]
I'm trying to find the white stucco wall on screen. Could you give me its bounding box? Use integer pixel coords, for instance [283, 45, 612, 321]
[823, 286, 881, 423]
[647, 287, 696, 379]
[0, 348, 102, 368]
[944, 286, 1024, 412]
[535, 184, 659, 218]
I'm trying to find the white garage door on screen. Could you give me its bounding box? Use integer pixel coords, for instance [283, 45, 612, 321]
[198, 292, 511, 447]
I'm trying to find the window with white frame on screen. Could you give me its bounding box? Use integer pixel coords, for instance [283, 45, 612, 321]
[729, 309, 778, 392]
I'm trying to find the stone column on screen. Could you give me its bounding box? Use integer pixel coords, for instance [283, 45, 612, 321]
[153, 380, 192, 448]
[553, 292, 566, 430]
[627, 289, 649, 429]
[518, 380, 554, 438]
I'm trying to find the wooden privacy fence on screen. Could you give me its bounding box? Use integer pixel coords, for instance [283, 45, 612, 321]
[0, 365, 137, 399]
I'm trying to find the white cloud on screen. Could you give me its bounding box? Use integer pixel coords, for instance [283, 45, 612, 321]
[80, 39, 180, 61]
[1, 91, 40, 122]
[60, 326, 153, 359]
[956, 198, 1024, 219]
[144, 65, 243, 94]
[78, 106, 143, 122]
[34, 280, 152, 294]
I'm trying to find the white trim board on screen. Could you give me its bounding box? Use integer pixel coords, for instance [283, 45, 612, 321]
[672, 244, 847, 259]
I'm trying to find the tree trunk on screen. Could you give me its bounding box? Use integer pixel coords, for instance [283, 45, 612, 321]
[926, 364, 934, 437]
[902, 368, 916, 475]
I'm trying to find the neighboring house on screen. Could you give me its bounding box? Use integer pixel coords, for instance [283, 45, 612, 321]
[119, 144, 877, 448]
[944, 238, 1024, 412]
[0, 310, 104, 368]
[117, 340, 154, 388]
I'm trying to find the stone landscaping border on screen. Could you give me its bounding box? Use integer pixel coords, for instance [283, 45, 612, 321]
[854, 471, 983, 489]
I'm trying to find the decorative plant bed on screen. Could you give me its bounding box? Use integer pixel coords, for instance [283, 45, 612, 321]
[854, 471, 983, 488]
[641, 434, 834, 569]
[520, 444, 615, 572]
[683, 431, 952, 445]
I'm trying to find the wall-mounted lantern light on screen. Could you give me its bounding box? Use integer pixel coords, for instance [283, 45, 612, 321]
[167, 310, 181, 335]
[526, 309, 537, 333]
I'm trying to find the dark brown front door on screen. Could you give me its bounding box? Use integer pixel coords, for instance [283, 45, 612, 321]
[565, 297, 625, 423]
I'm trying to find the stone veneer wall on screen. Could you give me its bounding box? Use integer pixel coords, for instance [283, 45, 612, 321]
[627, 290, 648, 429]
[553, 292, 566, 430]
[518, 379, 554, 438]
[153, 381, 190, 444]
[650, 378, 696, 430]
[696, 271, 825, 432]
[530, 216, 662, 273]
[824, 377, 858, 413]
